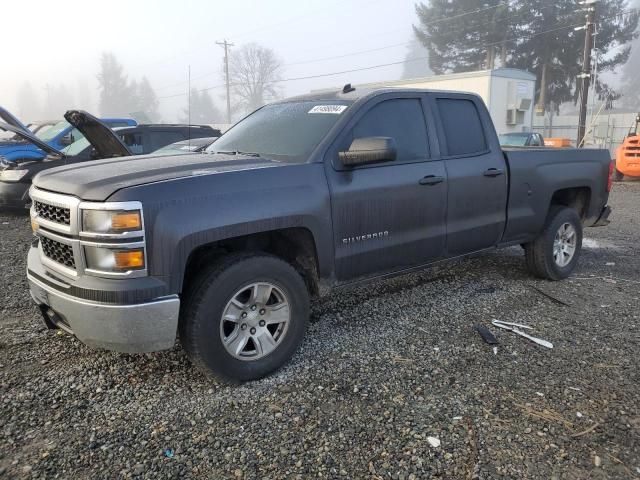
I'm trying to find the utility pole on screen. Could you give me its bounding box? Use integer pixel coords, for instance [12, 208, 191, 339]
[576, 0, 597, 147]
[216, 40, 234, 124]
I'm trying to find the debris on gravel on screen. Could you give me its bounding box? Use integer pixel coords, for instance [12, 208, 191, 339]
[1, 183, 639, 479]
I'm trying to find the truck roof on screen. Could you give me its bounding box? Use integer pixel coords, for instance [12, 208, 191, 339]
[279, 86, 480, 104]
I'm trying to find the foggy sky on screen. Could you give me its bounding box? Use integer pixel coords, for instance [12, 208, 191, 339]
[4, 0, 639, 123]
[1, 0, 417, 121]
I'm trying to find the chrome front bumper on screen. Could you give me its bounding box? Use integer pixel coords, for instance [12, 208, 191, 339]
[28, 270, 180, 354]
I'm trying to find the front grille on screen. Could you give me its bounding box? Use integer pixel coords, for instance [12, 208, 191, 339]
[34, 201, 71, 225]
[40, 236, 75, 269]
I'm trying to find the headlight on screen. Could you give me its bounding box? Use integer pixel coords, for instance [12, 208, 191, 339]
[78, 201, 146, 277]
[0, 169, 28, 182]
[84, 246, 145, 272]
[82, 209, 142, 234]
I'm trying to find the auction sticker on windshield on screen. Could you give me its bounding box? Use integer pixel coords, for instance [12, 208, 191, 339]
[308, 105, 348, 114]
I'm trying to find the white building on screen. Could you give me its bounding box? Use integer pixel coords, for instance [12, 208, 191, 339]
[361, 68, 537, 135]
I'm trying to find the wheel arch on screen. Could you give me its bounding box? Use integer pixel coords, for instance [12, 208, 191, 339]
[549, 186, 591, 221]
[180, 227, 321, 299]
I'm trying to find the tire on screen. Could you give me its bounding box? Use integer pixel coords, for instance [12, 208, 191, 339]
[524, 206, 583, 281]
[612, 168, 624, 182]
[179, 253, 310, 382]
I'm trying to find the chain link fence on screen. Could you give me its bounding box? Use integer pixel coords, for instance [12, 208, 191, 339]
[532, 112, 638, 154]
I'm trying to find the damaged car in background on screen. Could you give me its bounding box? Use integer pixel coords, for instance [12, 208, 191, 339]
[0, 105, 136, 161]
[0, 111, 220, 209]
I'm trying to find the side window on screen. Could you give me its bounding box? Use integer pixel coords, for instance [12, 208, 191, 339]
[119, 132, 144, 154]
[149, 131, 186, 152]
[348, 98, 429, 163]
[436, 98, 487, 156]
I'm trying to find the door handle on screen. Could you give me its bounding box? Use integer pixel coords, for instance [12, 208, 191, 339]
[419, 175, 444, 186]
[483, 168, 504, 177]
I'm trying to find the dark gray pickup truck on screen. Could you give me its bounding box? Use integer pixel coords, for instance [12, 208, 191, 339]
[27, 87, 613, 381]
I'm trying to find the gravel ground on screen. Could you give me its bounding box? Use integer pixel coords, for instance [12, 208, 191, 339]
[1, 184, 639, 479]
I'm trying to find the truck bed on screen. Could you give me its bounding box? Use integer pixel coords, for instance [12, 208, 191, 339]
[501, 147, 611, 245]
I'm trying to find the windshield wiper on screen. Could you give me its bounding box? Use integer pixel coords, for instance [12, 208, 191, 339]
[213, 150, 261, 157]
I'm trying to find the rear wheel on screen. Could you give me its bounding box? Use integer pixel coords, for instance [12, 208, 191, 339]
[524, 206, 583, 280]
[179, 253, 310, 381]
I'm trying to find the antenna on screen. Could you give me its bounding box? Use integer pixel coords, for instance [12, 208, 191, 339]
[188, 65, 191, 148]
[342, 83, 355, 94]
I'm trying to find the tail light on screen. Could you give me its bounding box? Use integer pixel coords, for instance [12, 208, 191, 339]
[607, 161, 614, 192]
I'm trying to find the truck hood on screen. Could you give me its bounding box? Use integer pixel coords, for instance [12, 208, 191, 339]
[0, 122, 65, 158]
[32, 153, 283, 201]
[64, 110, 131, 158]
[0, 106, 30, 133]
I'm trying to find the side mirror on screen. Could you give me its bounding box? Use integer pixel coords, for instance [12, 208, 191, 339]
[338, 137, 397, 167]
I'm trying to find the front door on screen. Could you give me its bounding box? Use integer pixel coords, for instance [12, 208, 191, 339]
[326, 95, 448, 282]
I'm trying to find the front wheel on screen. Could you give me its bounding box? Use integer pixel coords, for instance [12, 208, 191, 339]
[524, 206, 583, 280]
[179, 253, 310, 381]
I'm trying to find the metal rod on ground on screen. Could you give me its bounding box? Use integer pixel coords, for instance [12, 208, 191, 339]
[576, 0, 597, 147]
[216, 39, 234, 125]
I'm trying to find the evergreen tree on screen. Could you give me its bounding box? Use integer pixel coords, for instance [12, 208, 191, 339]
[621, 33, 640, 109]
[16, 82, 41, 120]
[75, 78, 94, 112]
[414, 0, 512, 73]
[413, 0, 639, 111]
[181, 88, 223, 124]
[97, 53, 161, 119]
[43, 84, 74, 119]
[97, 52, 133, 116]
[401, 41, 433, 79]
[135, 77, 160, 122]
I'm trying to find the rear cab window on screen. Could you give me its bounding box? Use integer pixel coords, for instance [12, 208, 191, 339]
[436, 98, 487, 157]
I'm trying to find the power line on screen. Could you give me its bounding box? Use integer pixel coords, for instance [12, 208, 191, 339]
[156, 8, 637, 102]
[154, 1, 522, 92]
[136, 0, 380, 73]
[156, 22, 575, 101]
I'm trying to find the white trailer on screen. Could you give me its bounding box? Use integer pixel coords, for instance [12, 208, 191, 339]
[362, 68, 536, 135]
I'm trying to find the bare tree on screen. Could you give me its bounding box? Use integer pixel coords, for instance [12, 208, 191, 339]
[228, 43, 283, 116]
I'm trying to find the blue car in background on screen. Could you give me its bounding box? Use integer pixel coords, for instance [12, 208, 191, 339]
[0, 106, 136, 162]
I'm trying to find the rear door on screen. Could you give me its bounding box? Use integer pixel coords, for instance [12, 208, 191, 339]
[431, 94, 508, 256]
[326, 93, 448, 282]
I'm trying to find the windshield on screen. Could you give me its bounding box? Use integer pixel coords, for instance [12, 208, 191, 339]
[155, 143, 203, 156]
[498, 133, 529, 146]
[207, 101, 352, 162]
[36, 120, 70, 141]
